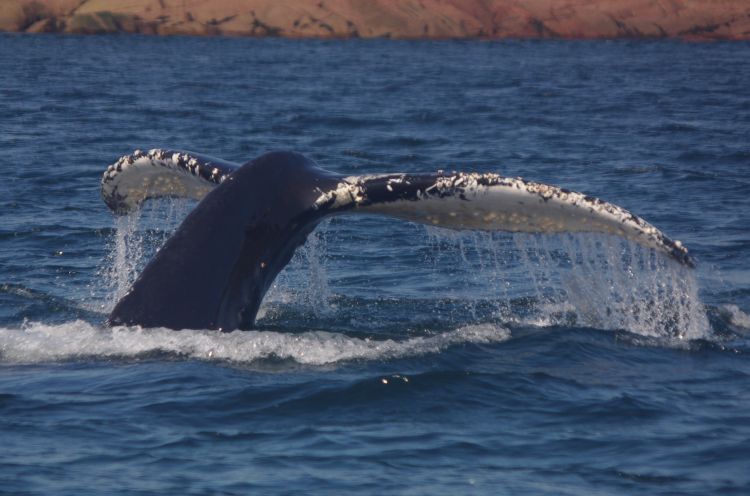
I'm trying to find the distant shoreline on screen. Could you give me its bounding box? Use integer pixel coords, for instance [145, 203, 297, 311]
[4, 31, 748, 43]
[2, 1, 749, 42]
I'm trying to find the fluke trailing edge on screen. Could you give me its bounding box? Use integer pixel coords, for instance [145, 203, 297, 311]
[102, 149, 694, 331]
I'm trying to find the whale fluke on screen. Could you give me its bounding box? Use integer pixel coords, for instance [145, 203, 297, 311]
[103, 150, 694, 331]
[101, 148, 240, 214]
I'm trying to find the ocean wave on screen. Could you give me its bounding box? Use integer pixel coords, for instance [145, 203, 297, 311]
[0, 321, 510, 366]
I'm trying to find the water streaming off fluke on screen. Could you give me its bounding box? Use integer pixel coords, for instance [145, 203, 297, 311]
[97, 201, 709, 341]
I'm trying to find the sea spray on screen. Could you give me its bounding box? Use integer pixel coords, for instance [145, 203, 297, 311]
[556, 234, 708, 339]
[424, 227, 709, 340]
[259, 220, 333, 321]
[102, 213, 142, 308]
[97, 199, 194, 312]
[98, 206, 335, 323]
[98, 200, 708, 340]
[425, 228, 512, 321]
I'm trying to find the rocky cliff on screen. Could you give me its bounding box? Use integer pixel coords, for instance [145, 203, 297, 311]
[1, 0, 749, 40]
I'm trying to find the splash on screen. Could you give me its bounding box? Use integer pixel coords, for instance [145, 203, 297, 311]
[97, 209, 335, 322]
[97, 199, 195, 312]
[0, 321, 510, 365]
[718, 304, 750, 331]
[556, 234, 707, 339]
[424, 228, 709, 340]
[259, 219, 333, 321]
[96, 199, 708, 341]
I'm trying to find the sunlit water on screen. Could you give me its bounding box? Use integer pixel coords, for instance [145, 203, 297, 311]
[1, 35, 749, 495]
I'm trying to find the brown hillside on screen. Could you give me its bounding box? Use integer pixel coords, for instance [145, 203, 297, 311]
[1, 0, 748, 40]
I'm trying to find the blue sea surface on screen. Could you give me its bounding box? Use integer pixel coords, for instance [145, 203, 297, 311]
[1, 34, 749, 495]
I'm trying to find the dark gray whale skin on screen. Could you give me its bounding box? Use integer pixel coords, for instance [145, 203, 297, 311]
[108, 151, 341, 331]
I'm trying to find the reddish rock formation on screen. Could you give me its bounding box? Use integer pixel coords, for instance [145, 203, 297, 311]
[1, 0, 748, 40]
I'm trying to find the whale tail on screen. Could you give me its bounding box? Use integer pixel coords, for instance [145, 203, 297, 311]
[101, 148, 241, 214]
[102, 149, 694, 331]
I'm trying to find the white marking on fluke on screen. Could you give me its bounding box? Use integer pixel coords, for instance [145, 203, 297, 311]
[101, 149, 241, 214]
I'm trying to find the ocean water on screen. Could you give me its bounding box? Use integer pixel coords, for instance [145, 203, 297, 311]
[1, 34, 749, 495]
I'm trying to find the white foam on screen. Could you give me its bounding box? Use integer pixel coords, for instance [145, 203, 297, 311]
[0, 321, 510, 366]
[719, 304, 750, 330]
[508, 301, 578, 328]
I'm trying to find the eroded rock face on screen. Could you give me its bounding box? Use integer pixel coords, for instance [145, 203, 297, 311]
[1, 0, 749, 40]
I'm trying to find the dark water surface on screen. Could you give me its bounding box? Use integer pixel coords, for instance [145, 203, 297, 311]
[1, 34, 749, 495]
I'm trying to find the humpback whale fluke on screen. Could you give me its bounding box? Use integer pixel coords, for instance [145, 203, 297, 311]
[102, 149, 694, 331]
[101, 148, 241, 214]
